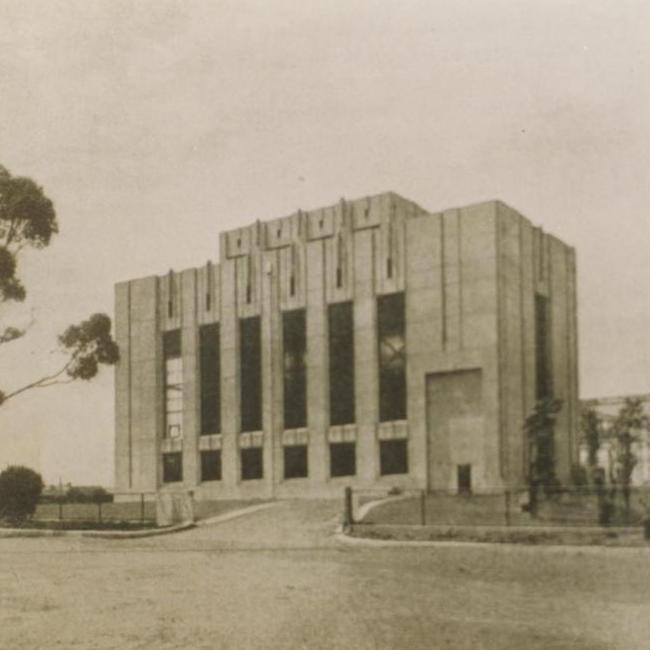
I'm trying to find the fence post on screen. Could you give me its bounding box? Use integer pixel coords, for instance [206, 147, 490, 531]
[504, 490, 511, 527]
[58, 501, 63, 521]
[343, 487, 353, 528]
[97, 501, 102, 524]
[420, 490, 426, 526]
[140, 493, 145, 524]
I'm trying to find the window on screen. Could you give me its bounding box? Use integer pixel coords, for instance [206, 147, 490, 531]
[283, 310, 307, 429]
[162, 452, 183, 483]
[457, 464, 472, 494]
[535, 294, 552, 399]
[328, 302, 355, 425]
[240, 317, 262, 432]
[200, 324, 221, 435]
[284, 445, 308, 479]
[163, 330, 183, 439]
[378, 293, 406, 421]
[241, 447, 263, 480]
[380, 439, 408, 475]
[200, 450, 222, 482]
[330, 442, 356, 477]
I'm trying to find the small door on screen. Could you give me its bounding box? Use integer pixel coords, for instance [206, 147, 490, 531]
[457, 464, 472, 494]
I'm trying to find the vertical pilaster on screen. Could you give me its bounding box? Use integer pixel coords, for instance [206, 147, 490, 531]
[129, 276, 160, 492]
[262, 249, 282, 496]
[405, 214, 443, 489]
[219, 237, 239, 488]
[306, 239, 329, 486]
[442, 209, 462, 351]
[114, 282, 132, 491]
[549, 237, 573, 483]
[354, 228, 378, 482]
[181, 269, 199, 488]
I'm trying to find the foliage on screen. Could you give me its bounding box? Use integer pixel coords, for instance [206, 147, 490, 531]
[526, 398, 562, 488]
[0, 164, 118, 407]
[611, 397, 649, 517]
[525, 398, 562, 514]
[570, 463, 588, 487]
[59, 313, 119, 380]
[581, 407, 602, 472]
[66, 486, 113, 503]
[0, 465, 44, 523]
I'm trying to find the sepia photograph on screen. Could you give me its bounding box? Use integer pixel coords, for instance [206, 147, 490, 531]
[1, 1, 649, 648]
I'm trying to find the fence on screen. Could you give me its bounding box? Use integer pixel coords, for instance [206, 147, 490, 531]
[345, 485, 650, 530]
[35, 492, 157, 526]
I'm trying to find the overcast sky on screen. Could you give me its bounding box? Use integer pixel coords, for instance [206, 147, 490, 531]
[1, 0, 649, 485]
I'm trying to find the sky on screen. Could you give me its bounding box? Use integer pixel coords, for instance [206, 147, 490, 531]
[1, 0, 649, 486]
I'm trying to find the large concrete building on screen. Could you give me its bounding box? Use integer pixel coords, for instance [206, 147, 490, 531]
[114, 193, 579, 499]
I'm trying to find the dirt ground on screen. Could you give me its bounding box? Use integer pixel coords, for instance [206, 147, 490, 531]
[1, 500, 649, 649]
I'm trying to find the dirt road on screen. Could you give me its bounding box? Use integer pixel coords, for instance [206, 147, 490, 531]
[1, 500, 648, 649]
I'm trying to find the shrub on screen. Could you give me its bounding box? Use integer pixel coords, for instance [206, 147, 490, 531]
[0, 465, 44, 524]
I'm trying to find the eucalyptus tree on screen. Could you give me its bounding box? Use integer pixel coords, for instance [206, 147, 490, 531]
[0, 164, 118, 407]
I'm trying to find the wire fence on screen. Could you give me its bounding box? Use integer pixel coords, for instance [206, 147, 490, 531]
[35, 492, 157, 526]
[346, 485, 650, 529]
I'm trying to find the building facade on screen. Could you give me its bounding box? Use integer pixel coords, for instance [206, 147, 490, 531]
[114, 193, 579, 499]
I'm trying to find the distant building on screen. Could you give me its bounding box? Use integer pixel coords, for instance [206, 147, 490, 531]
[580, 394, 650, 485]
[114, 193, 578, 500]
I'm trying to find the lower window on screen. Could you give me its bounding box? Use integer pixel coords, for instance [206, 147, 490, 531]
[241, 447, 263, 481]
[162, 452, 183, 483]
[330, 442, 356, 477]
[201, 450, 222, 482]
[284, 445, 308, 479]
[379, 439, 408, 476]
[457, 464, 472, 494]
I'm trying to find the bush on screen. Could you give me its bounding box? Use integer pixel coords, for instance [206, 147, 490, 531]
[65, 486, 113, 503]
[0, 465, 44, 524]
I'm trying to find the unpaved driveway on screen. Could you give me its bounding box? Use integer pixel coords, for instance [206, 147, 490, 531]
[1, 499, 649, 649]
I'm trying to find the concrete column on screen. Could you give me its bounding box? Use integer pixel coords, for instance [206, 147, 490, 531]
[306, 239, 329, 487]
[405, 214, 443, 489]
[262, 249, 282, 497]
[353, 228, 378, 482]
[181, 269, 199, 488]
[129, 276, 160, 493]
[114, 282, 132, 492]
[219, 246, 239, 489]
[549, 238, 572, 484]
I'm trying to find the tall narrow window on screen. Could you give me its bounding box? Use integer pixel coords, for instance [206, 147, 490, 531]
[535, 294, 552, 399]
[283, 310, 307, 429]
[328, 302, 355, 425]
[200, 324, 220, 435]
[163, 330, 183, 439]
[378, 292, 406, 421]
[240, 316, 262, 432]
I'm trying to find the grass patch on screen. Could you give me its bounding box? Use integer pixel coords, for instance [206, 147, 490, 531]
[350, 523, 645, 546]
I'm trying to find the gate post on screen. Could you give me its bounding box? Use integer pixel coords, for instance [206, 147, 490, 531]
[343, 486, 354, 528]
[420, 490, 426, 526]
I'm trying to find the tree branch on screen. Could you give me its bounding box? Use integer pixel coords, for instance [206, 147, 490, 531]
[0, 356, 75, 404]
